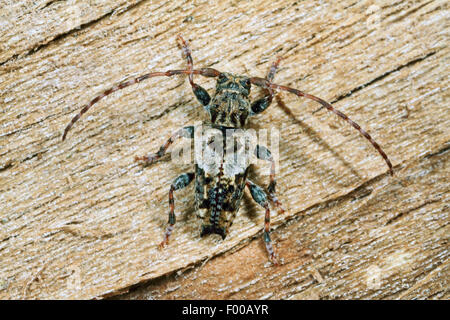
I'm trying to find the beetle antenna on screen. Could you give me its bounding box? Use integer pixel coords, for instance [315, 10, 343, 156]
[62, 68, 220, 141]
[250, 77, 394, 175]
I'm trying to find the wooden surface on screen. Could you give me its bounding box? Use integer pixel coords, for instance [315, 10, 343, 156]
[0, 0, 448, 300]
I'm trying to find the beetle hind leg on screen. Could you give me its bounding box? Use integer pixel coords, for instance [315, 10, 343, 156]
[246, 180, 279, 265]
[159, 172, 195, 249]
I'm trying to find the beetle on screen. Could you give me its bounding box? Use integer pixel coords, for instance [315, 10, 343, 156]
[62, 36, 393, 265]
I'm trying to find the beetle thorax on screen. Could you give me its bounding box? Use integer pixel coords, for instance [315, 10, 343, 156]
[206, 72, 252, 128]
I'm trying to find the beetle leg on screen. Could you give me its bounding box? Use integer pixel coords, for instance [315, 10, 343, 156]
[254, 145, 285, 213]
[250, 56, 281, 115]
[177, 35, 211, 106]
[62, 68, 219, 141]
[135, 126, 194, 166]
[246, 180, 279, 265]
[159, 172, 195, 248]
[250, 77, 394, 175]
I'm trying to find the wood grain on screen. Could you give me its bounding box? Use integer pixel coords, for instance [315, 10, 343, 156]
[0, 0, 448, 299]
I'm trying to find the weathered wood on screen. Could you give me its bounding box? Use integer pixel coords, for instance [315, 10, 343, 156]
[0, 0, 448, 299]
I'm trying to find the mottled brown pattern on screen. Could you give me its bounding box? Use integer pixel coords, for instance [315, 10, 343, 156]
[195, 165, 249, 238]
[62, 33, 393, 266]
[208, 73, 252, 128]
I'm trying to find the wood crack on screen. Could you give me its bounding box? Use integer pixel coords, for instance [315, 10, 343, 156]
[313, 50, 438, 114]
[0, 0, 149, 67]
[385, 198, 442, 226]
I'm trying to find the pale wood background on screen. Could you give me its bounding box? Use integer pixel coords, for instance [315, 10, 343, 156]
[0, 0, 448, 299]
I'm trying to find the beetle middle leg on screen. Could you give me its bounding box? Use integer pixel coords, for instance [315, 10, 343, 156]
[160, 172, 195, 248]
[255, 145, 285, 213]
[246, 180, 279, 265]
[135, 126, 194, 165]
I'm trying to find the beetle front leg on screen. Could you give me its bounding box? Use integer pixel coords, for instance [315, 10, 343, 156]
[177, 35, 211, 106]
[246, 180, 279, 265]
[250, 57, 281, 115]
[135, 126, 194, 166]
[159, 172, 195, 248]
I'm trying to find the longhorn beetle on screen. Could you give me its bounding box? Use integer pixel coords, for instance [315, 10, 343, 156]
[62, 36, 393, 265]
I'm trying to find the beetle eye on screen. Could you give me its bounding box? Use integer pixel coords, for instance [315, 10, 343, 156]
[218, 73, 227, 83]
[240, 79, 251, 89]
